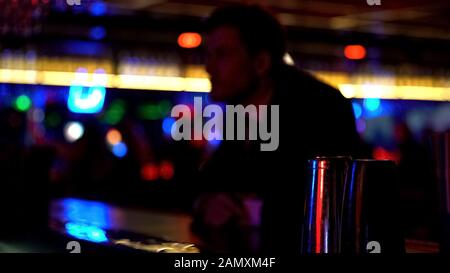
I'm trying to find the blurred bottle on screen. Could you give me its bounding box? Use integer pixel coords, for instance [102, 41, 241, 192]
[341, 160, 405, 254]
[301, 156, 351, 253]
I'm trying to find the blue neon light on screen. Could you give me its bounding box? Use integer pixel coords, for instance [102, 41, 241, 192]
[60, 198, 111, 229]
[67, 85, 106, 114]
[65, 222, 108, 243]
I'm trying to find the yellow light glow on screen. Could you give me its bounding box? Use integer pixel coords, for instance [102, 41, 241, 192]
[283, 53, 295, 66]
[42, 71, 89, 86]
[0, 69, 37, 84]
[338, 84, 450, 101]
[115, 75, 186, 91]
[184, 77, 211, 92]
[339, 84, 357, 98]
[1, 68, 449, 101]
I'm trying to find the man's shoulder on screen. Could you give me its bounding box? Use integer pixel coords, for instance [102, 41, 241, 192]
[277, 65, 345, 102]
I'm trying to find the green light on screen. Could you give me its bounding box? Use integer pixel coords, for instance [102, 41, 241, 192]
[15, 95, 32, 112]
[104, 100, 126, 125]
[158, 100, 172, 117]
[138, 104, 160, 120]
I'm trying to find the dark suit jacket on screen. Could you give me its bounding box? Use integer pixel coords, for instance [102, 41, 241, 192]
[195, 64, 362, 253]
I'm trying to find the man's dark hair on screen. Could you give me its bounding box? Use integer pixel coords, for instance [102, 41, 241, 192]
[205, 4, 286, 70]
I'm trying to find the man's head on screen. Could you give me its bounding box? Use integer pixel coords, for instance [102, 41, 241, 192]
[204, 5, 286, 103]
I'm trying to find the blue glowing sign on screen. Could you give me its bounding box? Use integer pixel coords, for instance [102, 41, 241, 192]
[60, 198, 111, 229]
[67, 69, 107, 114]
[68, 86, 106, 114]
[65, 222, 108, 243]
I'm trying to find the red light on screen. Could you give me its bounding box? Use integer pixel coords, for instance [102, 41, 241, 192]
[344, 45, 366, 60]
[373, 147, 400, 163]
[190, 139, 205, 148]
[160, 161, 174, 180]
[141, 163, 159, 181]
[178, 32, 202, 49]
[315, 161, 326, 253]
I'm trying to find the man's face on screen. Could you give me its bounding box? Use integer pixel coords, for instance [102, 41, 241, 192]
[205, 26, 257, 103]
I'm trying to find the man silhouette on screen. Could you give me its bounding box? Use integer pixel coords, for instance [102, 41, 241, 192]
[192, 4, 362, 254]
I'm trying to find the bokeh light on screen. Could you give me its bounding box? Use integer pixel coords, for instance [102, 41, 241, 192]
[64, 122, 85, 143]
[160, 161, 174, 180]
[141, 163, 159, 181]
[177, 32, 202, 49]
[106, 129, 122, 146]
[112, 142, 128, 158]
[15, 95, 32, 112]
